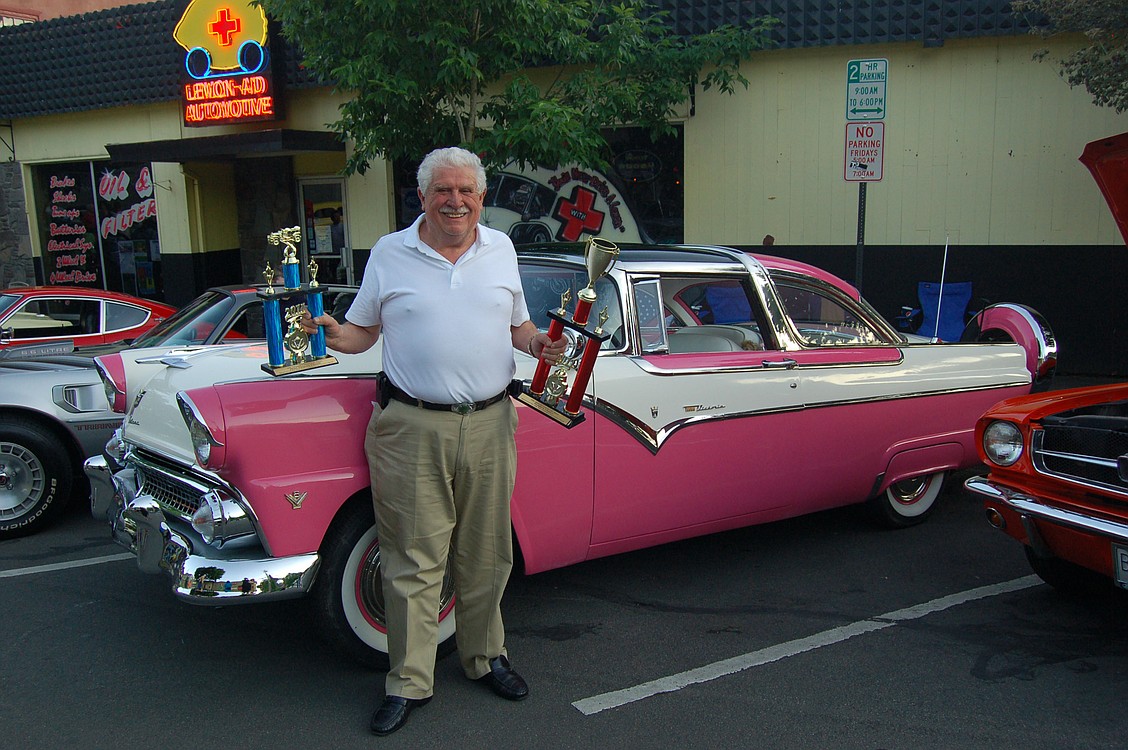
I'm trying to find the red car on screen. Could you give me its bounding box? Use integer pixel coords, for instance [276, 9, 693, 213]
[0, 286, 176, 349]
[966, 384, 1128, 591]
[966, 132, 1128, 592]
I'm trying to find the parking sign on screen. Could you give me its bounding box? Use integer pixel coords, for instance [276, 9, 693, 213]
[846, 58, 887, 121]
[845, 122, 884, 182]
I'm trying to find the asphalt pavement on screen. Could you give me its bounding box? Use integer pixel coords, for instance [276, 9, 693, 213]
[1, 373, 1126, 748]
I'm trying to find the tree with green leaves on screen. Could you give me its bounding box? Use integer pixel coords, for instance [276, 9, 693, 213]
[256, 0, 775, 173]
[1013, 0, 1128, 113]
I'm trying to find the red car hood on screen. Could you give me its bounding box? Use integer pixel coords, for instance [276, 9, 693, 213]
[983, 381, 1128, 423]
[1080, 132, 1128, 245]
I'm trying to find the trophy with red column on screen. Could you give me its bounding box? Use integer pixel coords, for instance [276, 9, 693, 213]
[516, 236, 619, 428]
[259, 226, 338, 376]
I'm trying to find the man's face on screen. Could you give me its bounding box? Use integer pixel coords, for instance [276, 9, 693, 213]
[418, 165, 485, 243]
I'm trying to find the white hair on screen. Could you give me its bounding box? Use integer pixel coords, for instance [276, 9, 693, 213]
[416, 147, 487, 194]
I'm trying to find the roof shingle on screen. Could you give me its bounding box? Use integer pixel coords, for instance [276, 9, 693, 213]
[0, 0, 1027, 120]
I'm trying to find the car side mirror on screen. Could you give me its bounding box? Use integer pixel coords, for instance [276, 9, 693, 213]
[0, 326, 11, 344]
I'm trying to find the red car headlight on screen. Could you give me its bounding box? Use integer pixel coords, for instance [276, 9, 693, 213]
[982, 420, 1024, 466]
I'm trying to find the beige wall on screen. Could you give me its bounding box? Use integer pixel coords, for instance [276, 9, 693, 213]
[11, 87, 394, 259]
[686, 35, 1128, 247]
[12, 31, 1128, 264]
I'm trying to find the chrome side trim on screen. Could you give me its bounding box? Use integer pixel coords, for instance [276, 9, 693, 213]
[595, 381, 1028, 451]
[593, 400, 788, 456]
[592, 379, 1026, 454]
[965, 475, 1128, 544]
[629, 351, 905, 376]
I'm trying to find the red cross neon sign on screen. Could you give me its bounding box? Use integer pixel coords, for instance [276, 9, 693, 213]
[553, 186, 605, 242]
[209, 8, 242, 47]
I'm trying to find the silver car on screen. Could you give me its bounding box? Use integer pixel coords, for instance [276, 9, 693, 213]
[0, 284, 357, 539]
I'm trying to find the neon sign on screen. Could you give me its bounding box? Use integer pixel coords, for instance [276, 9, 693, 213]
[173, 0, 279, 127]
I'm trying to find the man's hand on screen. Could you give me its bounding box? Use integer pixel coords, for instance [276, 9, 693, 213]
[530, 331, 567, 363]
[300, 312, 380, 354]
[300, 311, 340, 341]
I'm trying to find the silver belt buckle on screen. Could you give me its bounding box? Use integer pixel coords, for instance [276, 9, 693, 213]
[452, 402, 475, 415]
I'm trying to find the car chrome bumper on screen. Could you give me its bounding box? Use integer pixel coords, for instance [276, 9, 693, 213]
[965, 475, 1128, 544]
[83, 455, 320, 604]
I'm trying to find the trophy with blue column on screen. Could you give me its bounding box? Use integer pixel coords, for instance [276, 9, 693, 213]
[259, 226, 338, 376]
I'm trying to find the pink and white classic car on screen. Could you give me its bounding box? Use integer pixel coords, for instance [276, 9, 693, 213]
[86, 244, 1055, 666]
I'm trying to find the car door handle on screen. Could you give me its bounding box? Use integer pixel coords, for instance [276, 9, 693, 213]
[761, 358, 798, 370]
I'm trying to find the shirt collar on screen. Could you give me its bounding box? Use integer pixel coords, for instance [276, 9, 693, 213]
[406, 214, 491, 259]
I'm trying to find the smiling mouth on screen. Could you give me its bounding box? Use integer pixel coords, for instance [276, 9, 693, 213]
[441, 210, 469, 218]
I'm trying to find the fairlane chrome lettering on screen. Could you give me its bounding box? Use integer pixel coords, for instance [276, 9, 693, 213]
[683, 404, 725, 412]
[285, 491, 307, 509]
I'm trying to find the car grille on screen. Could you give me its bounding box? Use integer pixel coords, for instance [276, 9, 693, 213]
[1033, 421, 1128, 497]
[129, 450, 216, 521]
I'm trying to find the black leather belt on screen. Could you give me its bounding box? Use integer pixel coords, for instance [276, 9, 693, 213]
[384, 380, 510, 415]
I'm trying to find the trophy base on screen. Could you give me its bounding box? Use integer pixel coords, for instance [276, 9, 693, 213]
[514, 390, 586, 428]
[261, 355, 338, 376]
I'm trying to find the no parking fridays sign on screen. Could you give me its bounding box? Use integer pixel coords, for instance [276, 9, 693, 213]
[844, 122, 884, 182]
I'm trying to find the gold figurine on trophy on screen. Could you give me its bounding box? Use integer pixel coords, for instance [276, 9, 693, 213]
[259, 226, 338, 375]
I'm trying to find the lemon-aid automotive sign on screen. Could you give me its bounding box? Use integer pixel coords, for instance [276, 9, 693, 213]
[173, 0, 279, 127]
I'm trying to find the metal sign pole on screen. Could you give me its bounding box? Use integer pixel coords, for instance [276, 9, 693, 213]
[855, 182, 866, 292]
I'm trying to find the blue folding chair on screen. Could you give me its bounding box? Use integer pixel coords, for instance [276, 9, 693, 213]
[916, 281, 973, 341]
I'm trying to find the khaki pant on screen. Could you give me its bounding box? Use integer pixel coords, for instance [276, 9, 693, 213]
[365, 398, 518, 699]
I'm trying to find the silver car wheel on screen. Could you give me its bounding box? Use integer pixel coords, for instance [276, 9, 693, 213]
[0, 441, 44, 517]
[0, 418, 70, 539]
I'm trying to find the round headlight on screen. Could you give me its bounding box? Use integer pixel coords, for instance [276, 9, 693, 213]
[188, 419, 212, 465]
[983, 420, 1024, 466]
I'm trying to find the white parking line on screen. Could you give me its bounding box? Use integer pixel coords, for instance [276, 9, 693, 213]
[572, 575, 1041, 715]
[0, 552, 135, 579]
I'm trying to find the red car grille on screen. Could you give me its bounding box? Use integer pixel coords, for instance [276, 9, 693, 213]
[1034, 420, 1128, 497]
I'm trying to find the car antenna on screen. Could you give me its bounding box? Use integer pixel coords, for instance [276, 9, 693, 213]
[932, 233, 950, 342]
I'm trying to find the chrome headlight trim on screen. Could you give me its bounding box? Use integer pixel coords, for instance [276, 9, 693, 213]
[176, 392, 224, 467]
[983, 420, 1024, 466]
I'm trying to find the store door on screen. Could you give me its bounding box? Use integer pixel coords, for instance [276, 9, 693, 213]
[298, 179, 351, 284]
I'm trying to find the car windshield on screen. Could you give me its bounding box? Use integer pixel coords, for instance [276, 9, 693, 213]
[519, 263, 623, 350]
[0, 293, 20, 315]
[131, 291, 236, 346]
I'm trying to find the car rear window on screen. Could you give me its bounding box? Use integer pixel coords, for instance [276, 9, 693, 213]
[105, 301, 150, 332]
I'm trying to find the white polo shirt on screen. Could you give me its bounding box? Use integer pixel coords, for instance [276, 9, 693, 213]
[346, 216, 530, 403]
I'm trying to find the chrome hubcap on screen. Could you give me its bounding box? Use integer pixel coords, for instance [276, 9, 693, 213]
[0, 442, 44, 517]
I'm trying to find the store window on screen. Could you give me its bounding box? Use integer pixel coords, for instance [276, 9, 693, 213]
[298, 179, 351, 284]
[392, 125, 684, 245]
[31, 161, 163, 299]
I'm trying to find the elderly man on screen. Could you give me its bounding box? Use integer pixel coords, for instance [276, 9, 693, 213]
[303, 147, 565, 736]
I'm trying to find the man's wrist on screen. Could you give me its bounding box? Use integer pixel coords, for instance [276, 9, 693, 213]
[527, 337, 537, 357]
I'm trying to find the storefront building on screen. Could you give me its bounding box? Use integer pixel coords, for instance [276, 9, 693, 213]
[0, 1, 1125, 373]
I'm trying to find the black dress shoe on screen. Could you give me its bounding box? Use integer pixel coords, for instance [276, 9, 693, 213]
[370, 695, 431, 736]
[478, 655, 529, 701]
